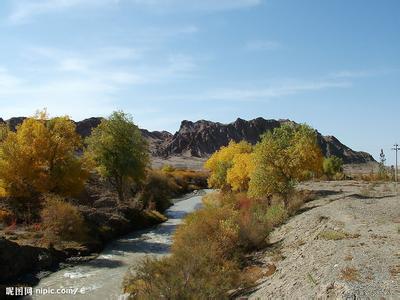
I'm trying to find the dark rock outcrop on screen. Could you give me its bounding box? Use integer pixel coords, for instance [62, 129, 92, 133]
[0, 238, 63, 284]
[5, 117, 26, 131]
[161, 118, 282, 157]
[75, 117, 103, 138]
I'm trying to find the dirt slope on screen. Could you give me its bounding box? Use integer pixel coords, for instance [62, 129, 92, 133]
[246, 181, 400, 299]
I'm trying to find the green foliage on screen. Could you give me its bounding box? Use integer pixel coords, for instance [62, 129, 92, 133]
[265, 204, 288, 227]
[85, 111, 149, 202]
[249, 124, 323, 206]
[323, 156, 343, 179]
[40, 194, 88, 243]
[161, 164, 175, 173]
[0, 123, 9, 143]
[378, 149, 388, 180]
[0, 112, 87, 199]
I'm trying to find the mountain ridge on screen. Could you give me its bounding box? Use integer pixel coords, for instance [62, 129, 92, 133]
[0, 116, 375, 164]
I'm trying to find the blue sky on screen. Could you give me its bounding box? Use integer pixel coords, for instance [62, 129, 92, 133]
[0, 0, 399, 163]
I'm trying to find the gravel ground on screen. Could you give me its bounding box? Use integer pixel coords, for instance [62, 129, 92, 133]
[246, 181, 400, 300]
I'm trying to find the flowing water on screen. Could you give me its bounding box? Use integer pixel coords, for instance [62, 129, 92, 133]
[31, 190, 211, 300]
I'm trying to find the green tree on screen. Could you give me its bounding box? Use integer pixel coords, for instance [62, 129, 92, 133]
[323, 156, 343, 179]
[85, 111, 149, 202]
[378, 149, 387, 179]
[249, 124, 323, 207]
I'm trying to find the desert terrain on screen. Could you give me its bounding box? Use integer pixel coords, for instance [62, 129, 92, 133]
[245, 181, 400, 299]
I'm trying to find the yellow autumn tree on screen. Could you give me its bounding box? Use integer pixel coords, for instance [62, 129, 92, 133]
[0, 111, 88, 198]
[248, 123, 323, 207]
[226, 153, 255, 192]
[204, 140, 253, 190]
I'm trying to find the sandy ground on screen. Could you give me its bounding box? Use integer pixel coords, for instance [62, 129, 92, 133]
[246, 181, 400, 300]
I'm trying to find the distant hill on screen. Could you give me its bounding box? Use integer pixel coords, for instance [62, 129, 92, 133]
[0, 116, 375, 164]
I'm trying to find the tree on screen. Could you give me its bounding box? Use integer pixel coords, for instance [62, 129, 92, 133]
[248, 124, 323, 207]
[226, 153, 255, 192]
[378, 149, 387, 179]
[323, 156, 343, 179]
[204, 141, 253, 190]
[85, 111, 149, 202]
[0, 112, 87, 198]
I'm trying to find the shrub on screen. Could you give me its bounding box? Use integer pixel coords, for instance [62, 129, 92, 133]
[40, 194, 88, 243]
[124, 204, 243, 299]
[137, 170, 177, 211]
[323, 156, 343, 179]
[0, 209, 15, 227]
[265, 204, 288, 227]
[161, 164, 175, 173]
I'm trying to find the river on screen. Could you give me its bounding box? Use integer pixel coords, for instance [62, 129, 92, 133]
[31, 190, 211, 300]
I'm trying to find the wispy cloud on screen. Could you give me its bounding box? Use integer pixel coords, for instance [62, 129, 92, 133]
[8, 0, 262, 24]
[204, 81, 350, 101]
[329, 68, 398, 79]
[245, 40, 281, 51]
[0, 45, 198, 119]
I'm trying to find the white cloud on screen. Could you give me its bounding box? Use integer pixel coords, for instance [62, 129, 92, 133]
[329, 68, 399, 79]
[155, 78, 352, 102]
[8, 0, 262, 24]
[245, 40, 281, 51]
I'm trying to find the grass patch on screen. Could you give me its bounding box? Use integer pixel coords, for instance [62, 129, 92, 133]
[318, 229, 360, 241]
[307, 273, 318, 286]
[389, 265, 400, 278]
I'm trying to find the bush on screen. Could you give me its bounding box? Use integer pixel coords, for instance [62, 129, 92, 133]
[40, 194, 88, 243]
[124, 204, 243, 299]
[137, 171, 177, 211]
[323, 156, 343, 179]
[161, 164, 175, 173]
[265, 204, 288, 227]
[0, 209, 15, 227]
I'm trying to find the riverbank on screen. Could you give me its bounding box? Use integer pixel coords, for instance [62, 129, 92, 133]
[31, 190, 209, 299]
[0, 170, 208, 298]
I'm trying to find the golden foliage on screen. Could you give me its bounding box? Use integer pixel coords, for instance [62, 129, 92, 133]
[226, 152, 255, 192]
[204, 140, 253, 189]
[0, 112, 87, 197]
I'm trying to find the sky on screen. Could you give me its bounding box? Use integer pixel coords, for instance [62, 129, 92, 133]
[0, 0, 399, 163]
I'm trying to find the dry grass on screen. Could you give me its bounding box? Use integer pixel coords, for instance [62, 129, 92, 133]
[318, 229, 360, 241]
[389, 265, 400, 278]
[340, 267, 360, 282]
[344, 254, 353, 261]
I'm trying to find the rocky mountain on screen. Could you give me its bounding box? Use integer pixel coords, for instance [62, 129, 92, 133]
[0, 116, 375, 164]
[159, 118, 375, 164]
